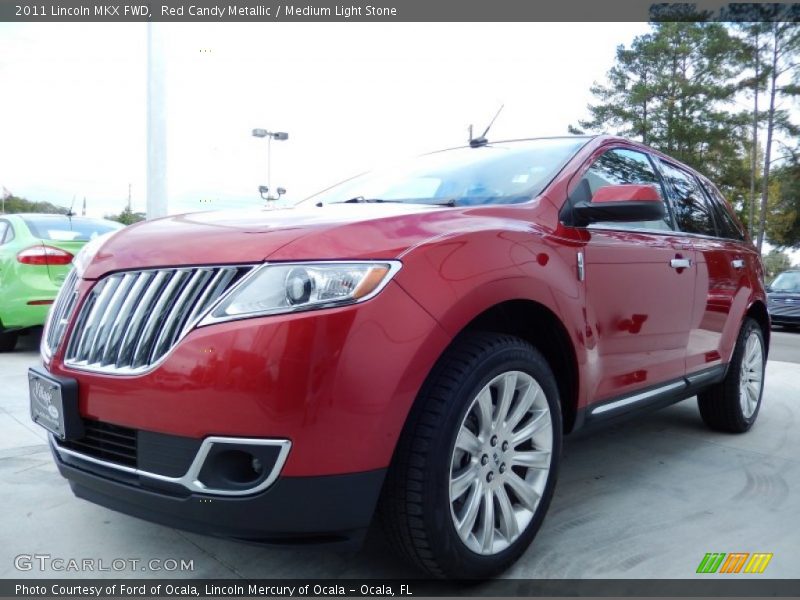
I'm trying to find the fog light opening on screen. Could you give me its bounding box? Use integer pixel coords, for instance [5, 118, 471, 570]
[195, 440, 286, 493]
[205, 449, 262, 485]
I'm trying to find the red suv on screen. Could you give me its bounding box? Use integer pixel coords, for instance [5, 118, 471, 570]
[31, 136, 768, 578]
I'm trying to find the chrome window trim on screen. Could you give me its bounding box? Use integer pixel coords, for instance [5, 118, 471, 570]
[52, 434, 291, 497]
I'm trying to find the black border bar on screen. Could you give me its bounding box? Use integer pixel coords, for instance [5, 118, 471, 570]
[1, 1, 799, 22]
[3, 579, 800, 597]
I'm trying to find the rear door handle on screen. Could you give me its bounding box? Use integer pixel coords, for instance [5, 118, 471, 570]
[732, 259, 745, 269]
[670, 258, 692, 269]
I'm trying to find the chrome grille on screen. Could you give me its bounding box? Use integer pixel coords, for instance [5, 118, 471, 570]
[64, 265, 252, 374]
[44, 268, 81, 357]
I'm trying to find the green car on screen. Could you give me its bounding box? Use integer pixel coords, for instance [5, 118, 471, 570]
[0, 213, 123, 351]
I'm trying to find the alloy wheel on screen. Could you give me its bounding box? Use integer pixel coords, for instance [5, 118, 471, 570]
[449, 370, 552, 555]
[739, 331, 763, 419]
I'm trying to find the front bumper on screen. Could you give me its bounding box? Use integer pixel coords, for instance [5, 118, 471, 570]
[51, 436, 386, 542]
[769, 307, 800, 326]
[46, 280, 450, 476]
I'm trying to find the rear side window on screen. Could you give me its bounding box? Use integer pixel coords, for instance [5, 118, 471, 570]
[659, 161, 717, 237]
[0, 221, 8, 245]
[700, 180, 745, 241]
[22, 216, 120, 242]
[577, 148, 672, 231]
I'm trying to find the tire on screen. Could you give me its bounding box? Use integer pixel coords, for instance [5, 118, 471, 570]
[0, 330, 18, 352]
[380, 332, 562, 578]
[697, 318, 765, 433]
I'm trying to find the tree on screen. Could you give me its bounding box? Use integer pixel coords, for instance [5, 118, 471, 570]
[106, 206, 146, 225]
[569, 33, 662, 144]
[762, 248, 793, 279]
[733, 22, 771, 239]
[0, 194, 69, 215]
[571, 22, 749, 192]
[766, 162, 800, 247]
[756, 21, 800, 252]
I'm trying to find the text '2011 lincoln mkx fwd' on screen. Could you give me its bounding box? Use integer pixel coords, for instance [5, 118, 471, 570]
[31, 136, 768, 578]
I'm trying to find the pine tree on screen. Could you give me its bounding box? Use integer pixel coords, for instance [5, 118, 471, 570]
[756, 21, 800, 252]
[571, 22, 747, 192]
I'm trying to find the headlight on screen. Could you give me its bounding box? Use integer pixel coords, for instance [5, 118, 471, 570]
[199, 261, 401, 325]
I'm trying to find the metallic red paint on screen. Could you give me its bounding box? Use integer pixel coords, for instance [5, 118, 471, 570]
[591, 183, 661, 203]
[44, 135, 768, 479]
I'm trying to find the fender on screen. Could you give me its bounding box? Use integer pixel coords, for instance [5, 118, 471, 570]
[394, 227, 590, 405]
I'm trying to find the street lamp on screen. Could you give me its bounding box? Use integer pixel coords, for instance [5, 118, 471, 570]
[252, 128, 289, 202]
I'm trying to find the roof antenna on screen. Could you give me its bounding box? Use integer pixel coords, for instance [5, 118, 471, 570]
[469, 104, 504, 148]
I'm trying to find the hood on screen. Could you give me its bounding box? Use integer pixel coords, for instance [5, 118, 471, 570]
[81, 202, 512, 279]
[768, 290, 800, 301]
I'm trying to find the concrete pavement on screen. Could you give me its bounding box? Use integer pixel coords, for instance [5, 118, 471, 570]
[770, 328, 800, 363]
[1, 330, 798, 579]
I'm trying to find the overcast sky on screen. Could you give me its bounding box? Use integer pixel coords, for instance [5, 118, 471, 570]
[0, 22, 654, 217]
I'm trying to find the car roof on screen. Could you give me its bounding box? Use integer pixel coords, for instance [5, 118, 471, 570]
[434, 135, 597, 154]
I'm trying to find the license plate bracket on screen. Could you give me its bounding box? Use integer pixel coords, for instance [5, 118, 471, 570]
[29, 367, 83, 440]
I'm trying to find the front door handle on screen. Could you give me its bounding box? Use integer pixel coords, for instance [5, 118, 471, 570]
[670, 258, 692, 269]
[732, 259, 745, 269]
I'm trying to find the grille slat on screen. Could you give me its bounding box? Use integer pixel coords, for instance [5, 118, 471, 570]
[82, 428, 136, 444]
[113, 270, 162, 368]
[132, 269, 189, 368]
[43, 269, 81, 357]
[60, 265, 252, 374]
[81, 433, 137, 451]
[72, 277, 114, 359]
[86, 273, 134, 365]
[180, 268, 237, 336]
[100, 272, 151, 366]
[150, 269, 208, 364]
[59, 420, 138, 468]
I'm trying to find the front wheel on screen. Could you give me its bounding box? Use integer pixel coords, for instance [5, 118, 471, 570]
[380, 332, 562, 578]
[698, 318, 765, 433]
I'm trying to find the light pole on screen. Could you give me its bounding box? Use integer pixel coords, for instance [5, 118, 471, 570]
[252, 129, 288, 202]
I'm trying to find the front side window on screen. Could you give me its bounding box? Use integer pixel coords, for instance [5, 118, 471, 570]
[304, 138, 588, 207]
[659, 161, 717, 237]
[576, 147, 672, 231]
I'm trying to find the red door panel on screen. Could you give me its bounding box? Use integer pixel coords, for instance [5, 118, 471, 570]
[687, 238, 757, 373]
[584, 229, 696, 402]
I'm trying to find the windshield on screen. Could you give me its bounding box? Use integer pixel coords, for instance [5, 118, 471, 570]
[23, 216, 122, 242]
[304, 138, 588, 207]
[771, 271, 800, 293]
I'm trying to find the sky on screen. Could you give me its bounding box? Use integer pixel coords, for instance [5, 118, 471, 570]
[0, 21, 796, 264]
[0, 22, 651, 215]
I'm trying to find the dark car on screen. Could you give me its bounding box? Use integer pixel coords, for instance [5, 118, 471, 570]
[768, 269, 800, 328]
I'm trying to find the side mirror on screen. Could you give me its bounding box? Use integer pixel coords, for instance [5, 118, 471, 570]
[573, 184, 665, 227]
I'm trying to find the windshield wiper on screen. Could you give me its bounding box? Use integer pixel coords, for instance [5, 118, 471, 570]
[343, 196, 403, 204]
[416, 198, 458, 207]
[317, 197, 400, 207]
[319, 196, 458, 207]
